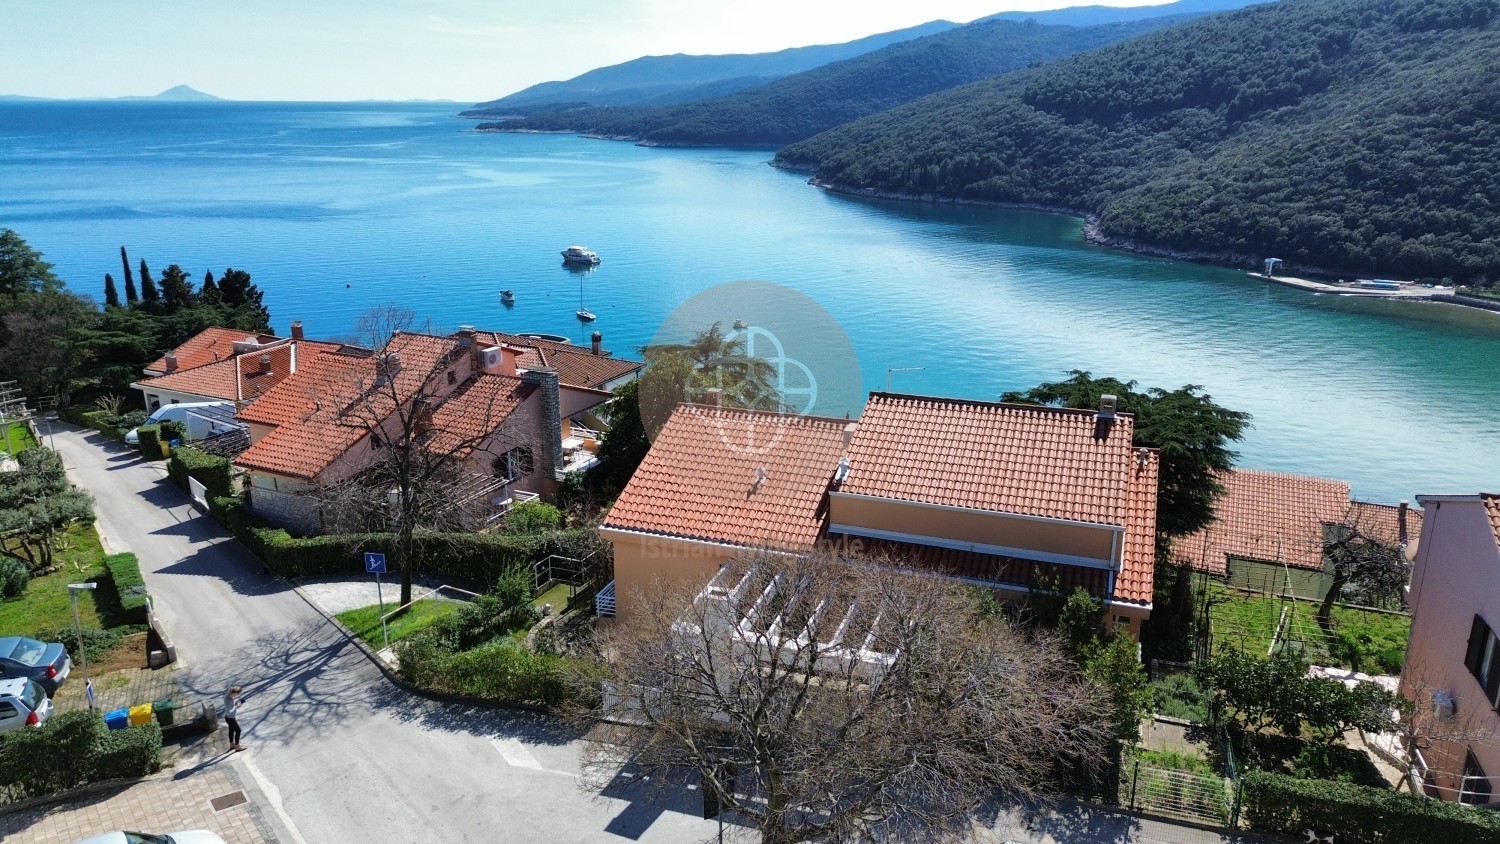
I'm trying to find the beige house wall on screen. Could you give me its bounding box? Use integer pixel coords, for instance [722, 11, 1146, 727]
[829, 493, 1118, 565]
[1402, 496, 1500, 803]
[603, 530, 739, 624]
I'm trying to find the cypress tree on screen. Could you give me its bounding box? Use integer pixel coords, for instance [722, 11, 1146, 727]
[103, 273, 120, 308]
[121, 247, 138, 303]
[201, 270, 221, 305]
[139, 260, 159, 303]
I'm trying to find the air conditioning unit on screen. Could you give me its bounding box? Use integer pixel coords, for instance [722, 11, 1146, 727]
[1433, 690, 1457, 722]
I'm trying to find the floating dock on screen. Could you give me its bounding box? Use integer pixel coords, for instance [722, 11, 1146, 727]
[1246, 273, 1454, 300]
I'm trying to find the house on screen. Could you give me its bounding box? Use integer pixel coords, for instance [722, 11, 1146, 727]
[233, 326, 640, 535]
[1171, 468, 1420, 599]
[131, 322, 339, 410]
[1402, 493, 1500, 804]
[599, 392, 1160, 635]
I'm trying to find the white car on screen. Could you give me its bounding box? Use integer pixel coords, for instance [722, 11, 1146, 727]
[71, 831, 227, 844]
[0, 677, 52, 734]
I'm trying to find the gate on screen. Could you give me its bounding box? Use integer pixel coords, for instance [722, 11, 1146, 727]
[1121, 758, 1232, 826]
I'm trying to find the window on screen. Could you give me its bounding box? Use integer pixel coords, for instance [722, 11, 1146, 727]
[1462, 750, 1492, 805]
[0, 702, 16, 719]
[493, 446, 534, 483]
[1465, 615, 1500, 708]
[1113, 614, 1132, 632]
[447, 371, 457, 385]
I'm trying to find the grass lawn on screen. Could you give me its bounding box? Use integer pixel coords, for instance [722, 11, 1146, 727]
[1207, 585, 1410, 674]
[336, 598, 460, 649]
[0, 522, 109, 639]
[533, 582, 571, 613]
[2, 422, 38, 455]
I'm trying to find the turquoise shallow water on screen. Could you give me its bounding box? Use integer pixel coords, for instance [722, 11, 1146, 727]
[4, 100, 1500, 502]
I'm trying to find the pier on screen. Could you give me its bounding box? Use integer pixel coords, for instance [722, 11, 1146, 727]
[1247, 272, 1454, 300]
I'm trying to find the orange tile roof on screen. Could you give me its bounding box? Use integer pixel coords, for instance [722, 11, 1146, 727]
[604, 405, 850, 549]
[425, 374, 535, 455]
[144, 327, 282, 374]
[841, 394, 1139, 526]
[473, 330, 641, 389]
[606, 394, 1159, 607]
[1172, 468, 1418, 575]
[1485, 494, 1500, 554]
[1349, 500, 1423, 550]
[134, 340, 341, 404]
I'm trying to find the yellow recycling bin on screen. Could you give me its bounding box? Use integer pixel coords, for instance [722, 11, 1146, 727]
[128, 702, 154, 726]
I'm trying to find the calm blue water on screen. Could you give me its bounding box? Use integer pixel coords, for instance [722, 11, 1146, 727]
[5, 100, 1500, 502]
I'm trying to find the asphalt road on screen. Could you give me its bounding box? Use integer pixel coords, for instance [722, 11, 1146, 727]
[47, 423, 720, 844]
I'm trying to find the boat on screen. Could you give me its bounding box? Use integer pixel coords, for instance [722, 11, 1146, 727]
[576, 308, 597, 322]
[500, 289, 515, 305]
[561, 245, 600, 265]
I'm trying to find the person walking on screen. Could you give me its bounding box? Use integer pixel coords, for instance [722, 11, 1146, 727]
[224, 686, 247, 752]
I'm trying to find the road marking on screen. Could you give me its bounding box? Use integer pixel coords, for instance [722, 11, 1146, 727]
[491, 738, 579, 778]
[238, 753, 311, 844]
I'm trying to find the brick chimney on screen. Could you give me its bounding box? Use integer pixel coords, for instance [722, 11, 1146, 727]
[1398, 500, 1409, 544]
[290, 321, 304, 341]
[164, 352, 178, 373]
[456, 325, 477, 348]
[522, 368, 564, 480]
[259, 354, 272, 374]
[591, 331, 602, 356]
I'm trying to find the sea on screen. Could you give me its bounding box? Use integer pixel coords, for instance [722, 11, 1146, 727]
[3, 99, 1499, 503]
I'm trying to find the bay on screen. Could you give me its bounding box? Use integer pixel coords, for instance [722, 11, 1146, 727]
[3, 100, 1499, 503]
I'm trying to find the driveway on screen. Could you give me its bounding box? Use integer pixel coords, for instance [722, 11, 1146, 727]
[45, 423, 719, 844]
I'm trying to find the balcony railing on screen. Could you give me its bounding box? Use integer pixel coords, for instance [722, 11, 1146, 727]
[595, 580, 616, 617]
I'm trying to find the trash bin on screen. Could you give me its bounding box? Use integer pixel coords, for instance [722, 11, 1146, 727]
[153, 699, 175, 727]
[128, 702, 154, 726]
[104, 708, 130, 731]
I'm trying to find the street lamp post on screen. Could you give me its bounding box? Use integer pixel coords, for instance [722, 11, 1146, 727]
[67, 583, 98, 709]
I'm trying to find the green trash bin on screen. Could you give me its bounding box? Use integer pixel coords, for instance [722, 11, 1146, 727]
[153, 699, 175, 727]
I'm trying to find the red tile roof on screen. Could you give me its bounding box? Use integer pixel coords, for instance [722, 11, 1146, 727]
[604, 405, 850, 549]
[1484, 494, 1500, 554]
[605, 394, 1160, 607]
[1350, 500, 1423, 551]
[134, 340, 341, 404]
[425, 374, 535, 455]
[1172, 469, 1419, 574]
[473, 330, 641, 389]
[842, 394, 1139, 526]
[144, 328, 283, 374]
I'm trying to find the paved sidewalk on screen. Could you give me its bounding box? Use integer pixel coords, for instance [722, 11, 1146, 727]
[295, 574, 472, 616]
[0, 761, 286, 844]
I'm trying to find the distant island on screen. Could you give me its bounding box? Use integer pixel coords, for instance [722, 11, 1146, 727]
[0, 85, 223, 102]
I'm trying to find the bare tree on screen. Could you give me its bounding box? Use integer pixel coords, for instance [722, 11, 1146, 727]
[1319, 503, 1410, 630]
[1396, 669, 1500, 801]
[579, 550, 1112, 844]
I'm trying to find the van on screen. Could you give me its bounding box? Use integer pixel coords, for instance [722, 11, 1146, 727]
[0, 677, 53, 734]
[125, 401, 239, 445]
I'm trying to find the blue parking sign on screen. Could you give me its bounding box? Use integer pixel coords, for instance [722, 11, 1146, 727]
[364, 552, 387, 574]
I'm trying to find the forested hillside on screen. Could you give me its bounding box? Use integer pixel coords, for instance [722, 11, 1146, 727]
[776, 0, 1500, 284]
[493, 17, 1192, 147]
[462, 20, 956, 114]
[981, 0, 1268, 26]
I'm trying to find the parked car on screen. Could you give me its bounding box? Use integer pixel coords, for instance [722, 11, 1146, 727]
[0, 635, 71, 694]
[0, 676, 52, 734]
[124, 401, 239, 446]
[72, 832, 227, 844]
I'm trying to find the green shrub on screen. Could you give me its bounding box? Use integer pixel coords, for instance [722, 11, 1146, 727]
[34, 625, 123, 666]
[157, 420, 186, 444]
[103, 552, 149, 625]
[135, 425, 162, 459]
[0, 555, 30, 598]
[493, 563, 534, 610]
[167, 447, 234, 499]
[0, 710, 103, 799]
[1151, 672, 1209, 723]
[1242, 770, 1500, 843]
[91, 723, 163, 780]
[504, 500, 562, 535]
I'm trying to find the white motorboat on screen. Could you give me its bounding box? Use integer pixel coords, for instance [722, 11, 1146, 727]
[500, 289, 516, 304]
[561, 245, 600, 265]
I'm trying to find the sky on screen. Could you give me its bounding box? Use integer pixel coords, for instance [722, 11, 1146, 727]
[5, 0, 1169, 104]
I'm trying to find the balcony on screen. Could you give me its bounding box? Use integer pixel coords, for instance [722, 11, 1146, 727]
[595, 580, 616, 617]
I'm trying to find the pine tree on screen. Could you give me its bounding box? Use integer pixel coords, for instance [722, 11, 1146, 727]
[201, 270, 220, 305]
[139, 260, 159, 303]
[159, 264, 194, 312]
[103, 273, 120, 308]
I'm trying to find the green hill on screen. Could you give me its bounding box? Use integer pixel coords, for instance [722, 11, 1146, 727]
[776, 0, 1500, 284]
[981, 0, 1269, 26]
[462, 20, 957, 114]
[493, 17, 1196, 147]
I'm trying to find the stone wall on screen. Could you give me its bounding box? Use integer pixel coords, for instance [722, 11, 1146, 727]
[249, 486, 321, 535]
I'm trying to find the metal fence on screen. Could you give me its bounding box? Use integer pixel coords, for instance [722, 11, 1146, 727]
[1121, 758, 1232, 826]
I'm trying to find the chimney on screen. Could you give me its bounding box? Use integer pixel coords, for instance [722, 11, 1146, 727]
[1398, 500, 1409, 544]
[591, 331, 603, 356]
[1098, 394, 1118, 419]
[842, 422, 857, 448]
[456, 326, 477, 348]
[523, 368, 565, 481]
[259, 354, 272, 374]
[164, 352, 178, 373]
[704, 388, 722, 408]
[290, 321, 304, 341]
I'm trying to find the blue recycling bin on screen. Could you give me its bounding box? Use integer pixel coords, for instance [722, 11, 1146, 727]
[103, 708, 130, 731]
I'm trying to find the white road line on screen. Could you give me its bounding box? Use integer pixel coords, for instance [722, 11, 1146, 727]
[237, 754, 311, 844]
[491, 737, 579, 778]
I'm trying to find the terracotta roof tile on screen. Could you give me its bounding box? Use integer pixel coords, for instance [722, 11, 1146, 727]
[144, 327, 283, 374]
[426, 374, 535, 455]
[1117, 447, 1159, 605]
[1484, 494, 1500, 554]
[1349, 500, 1423, 550]
[134, 340, 341, 404]
[473, 330, 641, 389]
[842, 394, 1138, 525]
[603, 405, 849, 549]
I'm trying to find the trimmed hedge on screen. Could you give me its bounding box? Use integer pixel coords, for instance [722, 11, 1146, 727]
[58, 407, 133, 442]
[0, 711, 161, 801]
[396, 635, 601, 712]
[1242, 770, 1500, 843]
[136, 424, 162, 459]
[207, 495, 595, 583]
[103, 552, 150, 625]
[167, 447, 235, 500]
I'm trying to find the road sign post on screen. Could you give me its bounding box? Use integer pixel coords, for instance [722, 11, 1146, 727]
[364, 553, 389, 648]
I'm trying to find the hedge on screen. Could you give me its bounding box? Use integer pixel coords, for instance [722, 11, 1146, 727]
[1242, 770, 1500, 843]
[103, 552, 150, 625]
[395, 635, 601, 712]
[59, 407, 129, 441]
[0, 711, 160, 801]
[135, 424, 162, 459]
[167, 447, 235, 500]
[207, 495, 596, 583]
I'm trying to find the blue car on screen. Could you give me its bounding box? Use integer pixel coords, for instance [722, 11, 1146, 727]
[0, 636, 72, 695]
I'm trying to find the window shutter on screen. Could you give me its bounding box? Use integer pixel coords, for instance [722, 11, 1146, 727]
[1487, 642, 1500, 707]
[1467, 615, 1489, 680]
